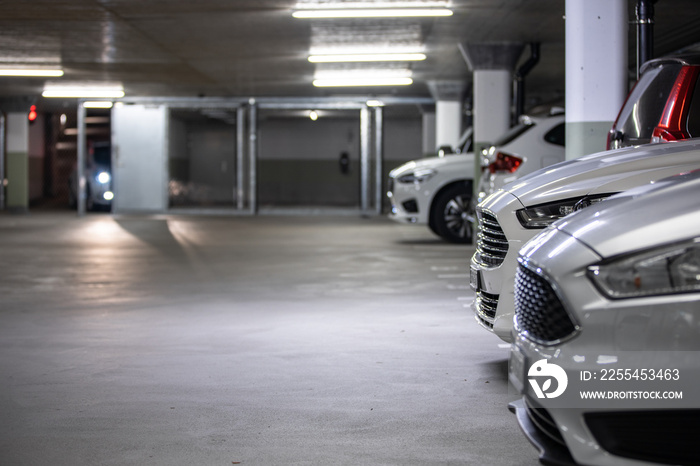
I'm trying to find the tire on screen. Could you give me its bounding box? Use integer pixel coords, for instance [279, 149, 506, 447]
[431, 184, 474, 244]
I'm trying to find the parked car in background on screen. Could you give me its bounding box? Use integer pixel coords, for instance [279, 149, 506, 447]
[510, 169, 700, 466]
[608, 54, 700, 149]
[470, 138, 700, 341]
[387, 112, 564, 244]
[387, 127, 474, 243]
[69, 141, 114, 211]
[477, 111, 565, 203]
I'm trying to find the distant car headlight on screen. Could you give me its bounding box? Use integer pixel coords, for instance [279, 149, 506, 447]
[97, 171, 111, 184]
[516, 194, 615, 229]
[397, 168, 436, 184]
[588, 239, 700, 299]
[103, 191, 114, 201]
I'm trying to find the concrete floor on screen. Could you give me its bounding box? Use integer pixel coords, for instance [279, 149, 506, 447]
[0, 212, 539, 466]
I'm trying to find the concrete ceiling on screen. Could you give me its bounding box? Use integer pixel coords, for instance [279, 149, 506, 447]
[1, 0, 699, 110]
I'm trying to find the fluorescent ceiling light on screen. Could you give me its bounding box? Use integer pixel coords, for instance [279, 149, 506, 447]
[366, 100, 385, 107]
[0, 69, 64, 77]
[309, 53, 426, 63]
[293, 8, 452, 18]
[42, 85, 124, 99]
[313, 77, 413, 87]
[83, 101, 114, 109]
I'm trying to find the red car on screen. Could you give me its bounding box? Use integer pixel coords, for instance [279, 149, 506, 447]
[608, 55, 700, 149]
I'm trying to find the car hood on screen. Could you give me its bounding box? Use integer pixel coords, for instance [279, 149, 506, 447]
[504, 138, 700, 208]
[389, 152, 474, 177]
[552, 169, 700, 258]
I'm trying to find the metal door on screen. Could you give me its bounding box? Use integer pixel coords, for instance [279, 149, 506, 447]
[111, 104, 168, 212]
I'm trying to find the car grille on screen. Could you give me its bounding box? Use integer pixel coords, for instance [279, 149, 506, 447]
[476, 210, 508, 266]
[514, 265, 578, 344]
[475, 290, 498, 328]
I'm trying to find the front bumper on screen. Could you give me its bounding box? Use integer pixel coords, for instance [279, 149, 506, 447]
[470, 190, 530, 341]
[387, 179, 430, 226]
[510, 230, 700, 466]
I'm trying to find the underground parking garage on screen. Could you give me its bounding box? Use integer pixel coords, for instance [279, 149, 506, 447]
[3, 1, 700, 465]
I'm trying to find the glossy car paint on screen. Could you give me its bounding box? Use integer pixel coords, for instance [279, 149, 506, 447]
[471, 138, 700, 341]
[511, 170, 700, 465]
[388, 153, 475, 226]
[478, 113, 566, 201]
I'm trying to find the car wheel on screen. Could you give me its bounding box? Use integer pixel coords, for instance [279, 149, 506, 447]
[432, 184, 474, 243]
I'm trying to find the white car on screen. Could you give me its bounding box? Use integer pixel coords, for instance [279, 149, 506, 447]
[470, 138, 700, 341]
[387, 113, 565, 243]
[510, 169, 700, 466]
[477, 112, 566, 202]
[387, 128, 475, 243]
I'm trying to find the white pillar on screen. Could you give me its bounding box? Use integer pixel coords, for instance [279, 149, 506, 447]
[473, 69, 511, 148]
[422, 111, 436, 156]
[435, 100, 462, 151]
[565, 0, 627, 159]
[427, 81, 465, 153]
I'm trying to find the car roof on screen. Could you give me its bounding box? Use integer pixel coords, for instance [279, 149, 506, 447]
[640, 53, 700, 73]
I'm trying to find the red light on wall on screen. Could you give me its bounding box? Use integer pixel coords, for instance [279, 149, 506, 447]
[28, 105, 37, 123]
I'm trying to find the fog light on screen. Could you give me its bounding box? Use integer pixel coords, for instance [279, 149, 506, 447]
[103, 191, 114, 201]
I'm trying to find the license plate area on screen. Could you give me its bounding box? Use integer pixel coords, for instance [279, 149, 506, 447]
[470, 265, 481, 292]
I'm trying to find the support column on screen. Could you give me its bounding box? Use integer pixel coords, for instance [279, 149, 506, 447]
[77, 103, 86, 216]
[428, 81, 465, 153]
[360, 106, 370, 215]
[5, 112, 29, 213]
[248, 99, 257, 214]
[373, 106, 383, 215]
[421, 110, 436, 157]
[0, 114, 5, 211]
[459, 42, 524, 192]
[565, 0, 627, 159]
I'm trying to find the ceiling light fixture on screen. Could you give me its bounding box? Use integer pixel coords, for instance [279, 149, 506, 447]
[309, 53, 426, 63]
[0, 69, 64, 77]
[313, 77, 413, 87]
[83, 101, 114, 109]
[42, 84, 125, 99]
[293, 8, 452, 18]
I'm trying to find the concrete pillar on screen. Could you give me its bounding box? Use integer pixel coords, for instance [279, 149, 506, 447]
[422, 111, 436, 157]
[459, 42, 524, 190]
[6, 112, 29, 212]
[565, 0, 627, 159]
[428, 81, 465, 153]
[473, 70, 511, 149]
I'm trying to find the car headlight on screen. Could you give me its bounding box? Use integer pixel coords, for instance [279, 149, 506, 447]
[397, 168, 436, 184]
[97, 171, 111, 184]
[516, 194, 615, 229]
[588, 239, 700, 299]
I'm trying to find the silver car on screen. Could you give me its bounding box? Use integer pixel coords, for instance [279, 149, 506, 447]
[471, 138, 700, 341]
[510, 169, 700, 466]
